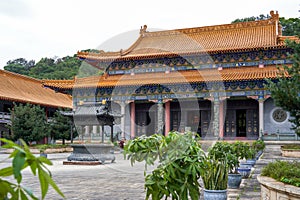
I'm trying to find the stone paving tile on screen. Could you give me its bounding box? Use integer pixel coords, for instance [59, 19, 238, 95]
[1, 144, 299, 200]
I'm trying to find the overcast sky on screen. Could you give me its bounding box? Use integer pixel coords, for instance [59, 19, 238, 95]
[0, 0, 299, 69]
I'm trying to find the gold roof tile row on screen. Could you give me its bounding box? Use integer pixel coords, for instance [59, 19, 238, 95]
[43, 66, 285, 89]
[0, 70, 72, 108]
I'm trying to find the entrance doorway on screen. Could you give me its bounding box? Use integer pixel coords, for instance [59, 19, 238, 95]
[236, 109, 246, 137]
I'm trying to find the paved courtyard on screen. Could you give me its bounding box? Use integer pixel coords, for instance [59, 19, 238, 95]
[0, 143, 299, 200]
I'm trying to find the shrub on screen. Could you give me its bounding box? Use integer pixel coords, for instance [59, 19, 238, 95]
[261, 160, 300, 187]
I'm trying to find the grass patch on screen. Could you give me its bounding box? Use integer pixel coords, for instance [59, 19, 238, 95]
[261, 160, 300, 187]
[32, 144, 70, 150]
[281, 144, 300, 150]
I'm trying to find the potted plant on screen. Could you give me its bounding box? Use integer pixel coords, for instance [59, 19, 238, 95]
[208, 142, 242, 189]
[235, 142, 253, 178]
[252, 139, 265, 159]
[38, 144, 48, 158]
[125, 132, 205, 200]
[245, 147, 257, 166]
[200, 155, 228, 200]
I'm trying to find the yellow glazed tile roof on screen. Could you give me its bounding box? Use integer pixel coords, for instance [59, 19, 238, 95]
[0, 70, 72, 108]
[77, 11, 294, 61]
[43, 65, 286, 89]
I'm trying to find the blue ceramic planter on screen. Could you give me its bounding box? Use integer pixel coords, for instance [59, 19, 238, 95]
[246, 159, 256, 166]
[237, 167, 251, 178]
[239, 162, 252, 169]
[228, 173, 242, 189]
[204, 189, 227, 200]
[255, 150, 263, 160]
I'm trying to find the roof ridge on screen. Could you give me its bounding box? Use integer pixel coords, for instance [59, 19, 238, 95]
[43, 79, 74, 83]
[0, 69, 42, 83]
[143, 19, 275, 38]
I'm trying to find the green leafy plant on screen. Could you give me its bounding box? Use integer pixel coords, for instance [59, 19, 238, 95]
[245, 147, 256, 160]
[252, 140, 265, 153]
[200, 156, 228, 190]
[124, 132, 205, 200]
[261, 160, 300, 187]
[208, 142, 238, 174]
[0, 138, 65, 199]
[232, 141, 250, 160]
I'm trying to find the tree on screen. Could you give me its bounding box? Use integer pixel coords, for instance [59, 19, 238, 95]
[4, 55, 82, 80]
[232, 15, 300, 36]
[10, 104, 49, 144]
[4, 58, 35, 76]
[266, 39, 300, 136]
[280, 17, 300, 36]
[50, 110, 78, 144]
[231, 14, 270, 23]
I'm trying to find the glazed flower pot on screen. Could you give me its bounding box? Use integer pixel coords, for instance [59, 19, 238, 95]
[237, 167, 251, 178]
[228, 173, 242, 189]
[255, 150, 263, 160]
[239, 162, 252, 169]
[246, 159, 256, 166]
[40, 153, 47, 158]
[203, 189, 227, 200]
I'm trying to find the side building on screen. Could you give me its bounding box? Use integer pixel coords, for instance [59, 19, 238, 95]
[44, 11, 299, 141]
[0, 69, 72, 143]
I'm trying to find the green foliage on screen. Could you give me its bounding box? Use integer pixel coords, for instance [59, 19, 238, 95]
[280, 17, 300, 36]
[231, 14, 270, 23]
[4, 58, 35, 76]
[123, 134, 166, 169]
[124, 132, 206, 200]
[251, 140, 265, 152]
[10, 104, 49, 144]
[29, 56, 81, 79]
[232, 14, 300, 36]
[76, 61, 103, 78]
[0, 138, 65, 199]
[266, 40, 300, 136]
[208, 141, 256, 173]
[4, 54, 104, 80]
[208, 142, 238, 174]
[200, 157, 228, 190]
[281, 144, 300, 150]
[50, 110, 77, 145]
[261, 160, 300, 187]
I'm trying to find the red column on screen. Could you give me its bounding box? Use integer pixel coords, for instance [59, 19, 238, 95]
[165, 101, 171, 136]
[219, 100, 224, 139]
[130, 102, 135, 139]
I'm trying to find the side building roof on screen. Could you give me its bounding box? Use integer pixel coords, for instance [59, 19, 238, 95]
[0, 70, 72, 108]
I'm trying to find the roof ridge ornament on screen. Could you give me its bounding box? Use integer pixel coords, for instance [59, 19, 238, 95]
[139, 25, 147, 36]
[269, 10, 280, 37]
